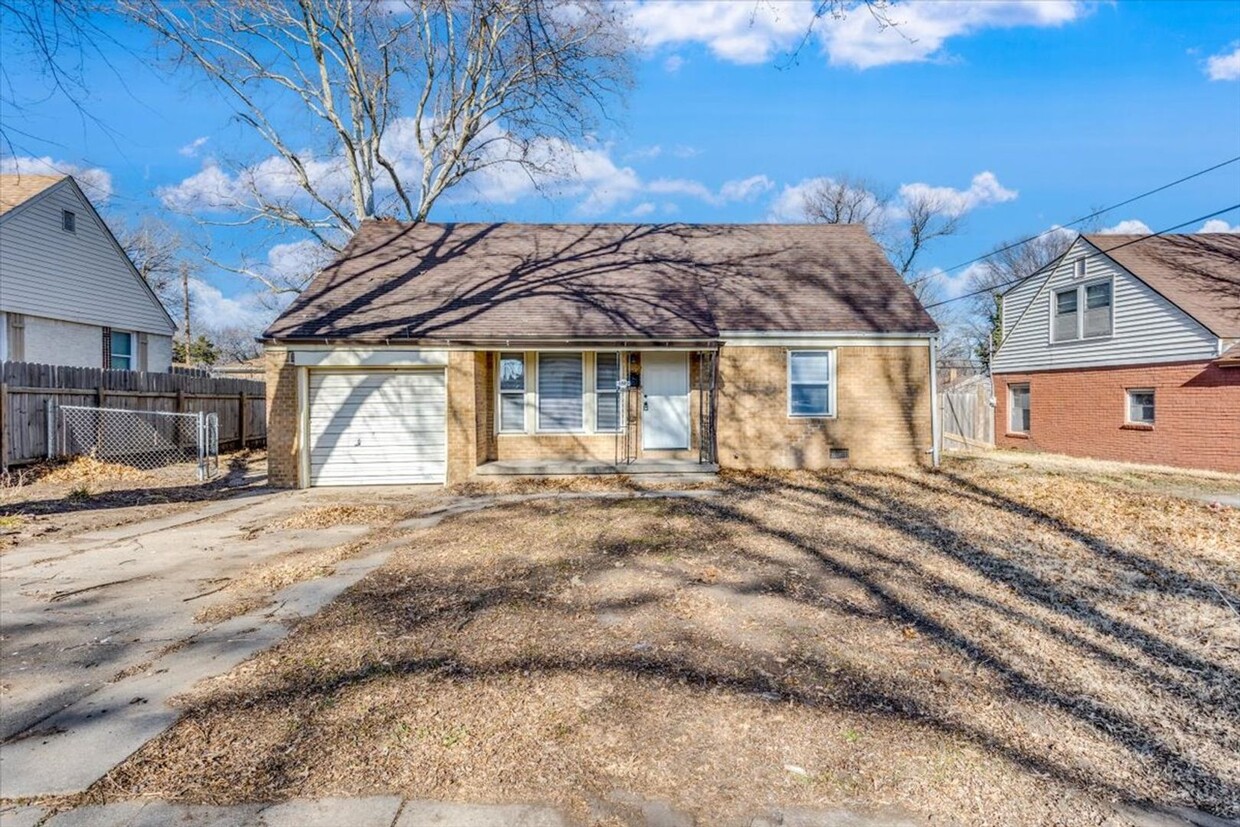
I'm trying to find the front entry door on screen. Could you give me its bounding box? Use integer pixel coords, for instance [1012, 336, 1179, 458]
[642, 352, 690, 450]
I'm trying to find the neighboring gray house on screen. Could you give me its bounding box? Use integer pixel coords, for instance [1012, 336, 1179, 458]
[0, 174, 176, 371]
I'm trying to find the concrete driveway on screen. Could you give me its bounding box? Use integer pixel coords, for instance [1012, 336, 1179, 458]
[0, 487, 415, 798]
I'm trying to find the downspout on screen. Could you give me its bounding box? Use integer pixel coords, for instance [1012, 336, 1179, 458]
[929, 334, 941, 469]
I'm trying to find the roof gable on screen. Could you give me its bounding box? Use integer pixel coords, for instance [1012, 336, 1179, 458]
[1080, 233, 1240, 338]
[265, 222, 938, 342]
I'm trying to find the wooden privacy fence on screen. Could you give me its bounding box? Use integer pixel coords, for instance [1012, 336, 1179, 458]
[940, 376, 994, 451]
[0, 360, 266, 469]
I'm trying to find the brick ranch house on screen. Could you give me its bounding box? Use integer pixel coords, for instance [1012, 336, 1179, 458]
[261, 222, 941, 487]
[992, 233, 1240, 474]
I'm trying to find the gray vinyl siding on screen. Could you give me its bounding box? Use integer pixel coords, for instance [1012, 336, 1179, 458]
[992, 237, 1219, 373]
[0, 180, 176, 336]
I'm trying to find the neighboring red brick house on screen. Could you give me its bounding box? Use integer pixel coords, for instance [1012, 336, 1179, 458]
[991, 233, 1240, 473]
[260, 222, 941, 487]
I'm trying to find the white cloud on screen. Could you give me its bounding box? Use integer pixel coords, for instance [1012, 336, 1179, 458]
[719, 174, 775, 202]
[629, 0, 814, 65]
[1206, 43, 1240, 81]
[0, 155, 113, 202]
[628, 0, 1086, 69]
[670, 145, 701, 159]
[663, 54, 686, 73]
[822, 1, 1083, 70]
[178, 137, 210, 157]
[898, 171, 1017, 215]
[771, 171, 1016, 223]
[1099, 219, 1152, 235]
[1200, 218, 1240, 233]
[187, 278, 280, 334]
[629, 201, 657, 217]
[625, 145, 664, 161]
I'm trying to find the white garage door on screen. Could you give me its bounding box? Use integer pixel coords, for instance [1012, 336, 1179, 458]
[308, 370, 446, 486]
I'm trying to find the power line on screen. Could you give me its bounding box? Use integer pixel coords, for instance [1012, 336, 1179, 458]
[908, 154, 1240, 287]
[923, 202, 1240, 310]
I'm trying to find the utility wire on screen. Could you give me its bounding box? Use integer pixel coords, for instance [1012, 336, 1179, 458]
[908, 154, 1240, 287]
[923, 202, 1240, 310]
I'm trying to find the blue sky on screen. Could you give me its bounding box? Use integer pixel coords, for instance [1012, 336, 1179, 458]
[2, 0, 1238, 333]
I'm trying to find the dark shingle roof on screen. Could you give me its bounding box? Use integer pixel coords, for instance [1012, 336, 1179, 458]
[264, 222, 938, 342]
[1082, 233, 1240, 338]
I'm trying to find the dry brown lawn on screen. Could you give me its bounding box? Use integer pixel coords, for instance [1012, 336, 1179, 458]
[91, 457, 1240, 825]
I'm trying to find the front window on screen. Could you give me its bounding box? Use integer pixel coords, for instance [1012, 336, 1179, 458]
[595, 352, 622, 432]
[537, 352, 584, 431]
[110, 330, 133, 370]
[498, 352, 526, 432]
[788, 350, 833, 417]
[1009, 383, 1031, 433]
[1127, 389, 1155, 425]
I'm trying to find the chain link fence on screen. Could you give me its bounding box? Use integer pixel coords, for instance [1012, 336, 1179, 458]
[57, 405, 220, 480]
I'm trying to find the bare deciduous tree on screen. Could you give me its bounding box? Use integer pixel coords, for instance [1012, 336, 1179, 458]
[794, 175, 965, 292]
[115, 215, 184, 299]
[120, 0, 632, 269]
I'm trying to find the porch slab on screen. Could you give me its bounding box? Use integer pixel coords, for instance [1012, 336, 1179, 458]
[475, 459, 718, 477]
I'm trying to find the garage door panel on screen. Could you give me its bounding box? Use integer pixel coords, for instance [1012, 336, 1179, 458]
[307, 370, 446, 486]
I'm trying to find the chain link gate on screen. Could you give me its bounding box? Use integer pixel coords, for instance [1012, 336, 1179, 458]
[57, 405, 221, 480]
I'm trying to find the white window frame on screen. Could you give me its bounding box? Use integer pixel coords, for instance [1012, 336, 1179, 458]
[594, 351, 624, 433]
[496, 352, 527, 434]
[1008, 382, 1031, 434]
[1126, 388, 1155, 426]
[110, 329, 134, 370]
[786, 349, 836, 419]
[536, 351, 586, 433]
[1050, 276, 1113, 343]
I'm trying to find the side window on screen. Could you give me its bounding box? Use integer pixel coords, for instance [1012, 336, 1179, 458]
[498, 353, 526, 433]
[1009, 383, 1031, 433]
[110, 330, 133, 370]
[1053, 289, 1079, 342]
[1084, 282, 1112, 338]
[1127, 389, 1155, 425]
[788, 351, 833, 417]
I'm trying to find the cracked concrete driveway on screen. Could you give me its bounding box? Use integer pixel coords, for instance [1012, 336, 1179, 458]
[0, 486, 429, 798]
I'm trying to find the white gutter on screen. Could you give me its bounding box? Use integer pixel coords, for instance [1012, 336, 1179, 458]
[929, 334, 941, 469]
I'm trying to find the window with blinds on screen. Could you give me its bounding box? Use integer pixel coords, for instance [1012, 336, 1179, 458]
[1083, 282, 1112, 338]
[595, 352, 621, 432]
[537, 353, 584, 431]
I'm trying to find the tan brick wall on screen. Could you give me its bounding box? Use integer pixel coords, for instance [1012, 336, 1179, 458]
[475, 352, 496, 463]
[264, 346, 300, 487]
[446, 350, 478, 483]
[994, 361, 1240, 473]
[495, 433, 624, 461]
[715, 345, 932, 469]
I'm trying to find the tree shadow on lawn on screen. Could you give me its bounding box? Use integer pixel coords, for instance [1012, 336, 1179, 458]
[102, 470, 1240, 820]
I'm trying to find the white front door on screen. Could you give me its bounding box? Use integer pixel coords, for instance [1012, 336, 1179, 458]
[642, 352, 690, 450]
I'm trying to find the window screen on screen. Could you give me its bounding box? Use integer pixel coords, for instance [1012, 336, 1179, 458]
[538, 353, 583, 431]
[1009, 383, 1031, 433]
[789, 351, 832, 417]
[1083, 282, 1112, 338]
[595, 352, 621, 432]
[498, 353, 526, 432]
[1054, 289, 1078, 341]
[1127, 390, 1154, 425]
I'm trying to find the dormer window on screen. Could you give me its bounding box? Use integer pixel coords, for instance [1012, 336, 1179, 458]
[62, 210, 76, 232]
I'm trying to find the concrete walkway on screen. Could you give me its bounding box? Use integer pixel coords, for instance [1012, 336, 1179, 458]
[0, 491, 401, 799]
